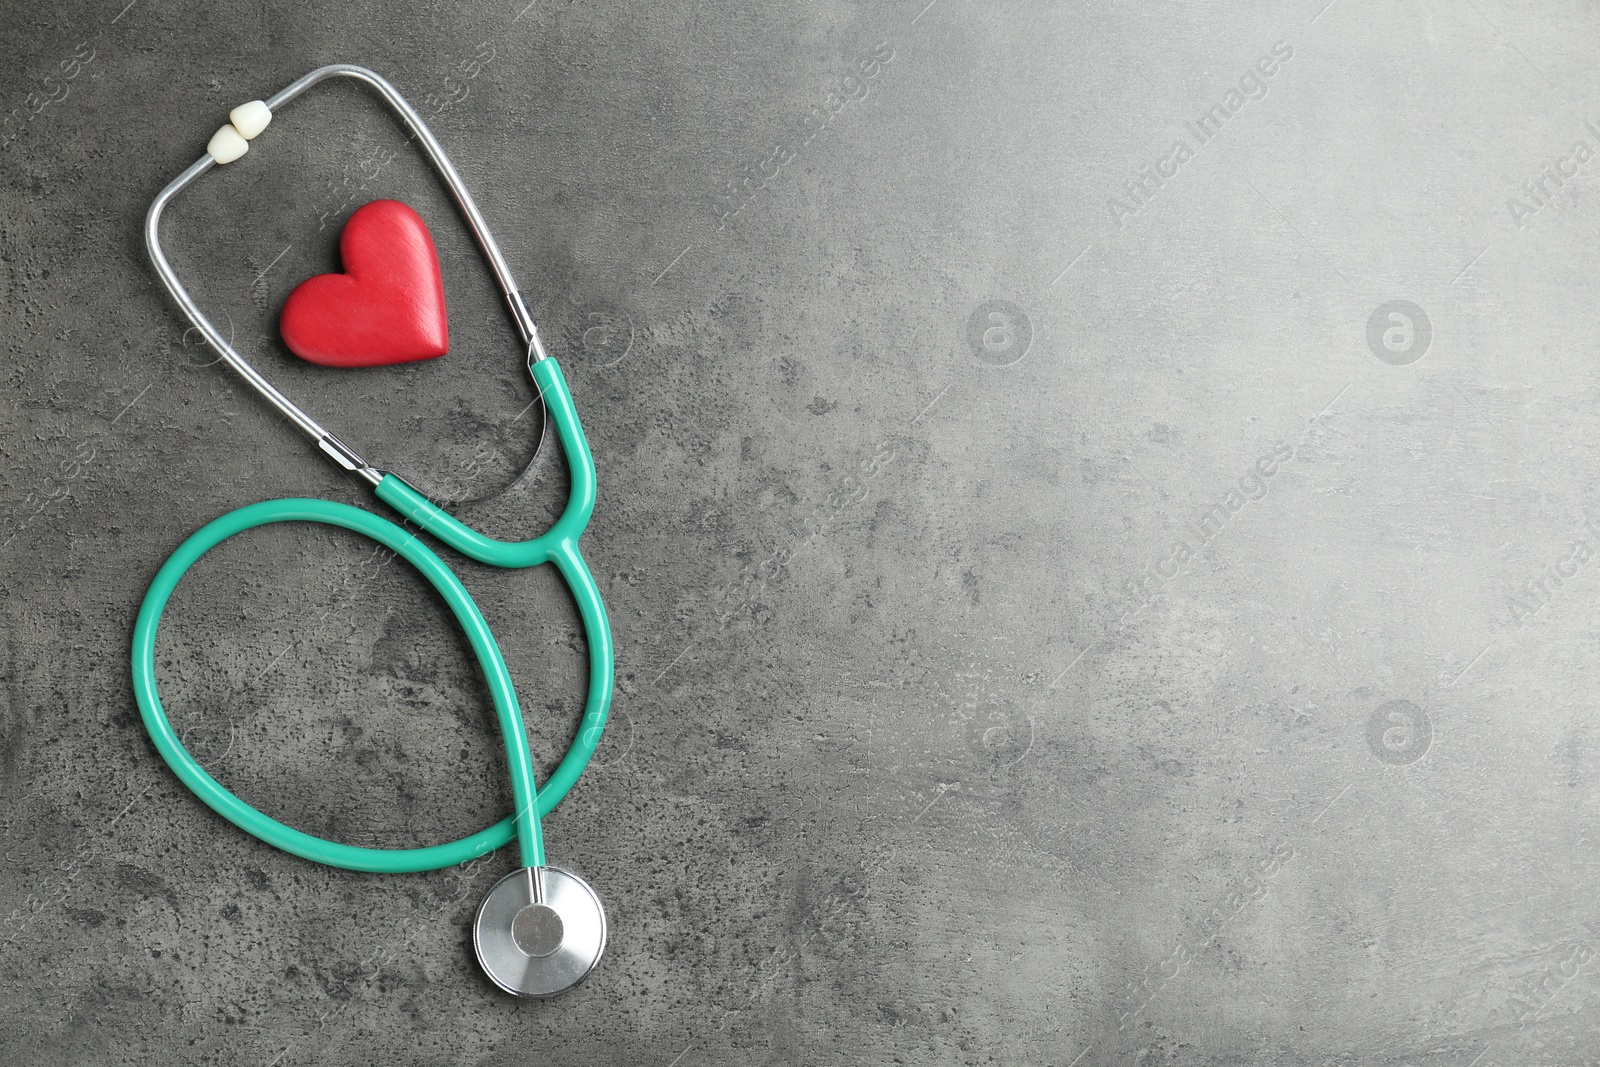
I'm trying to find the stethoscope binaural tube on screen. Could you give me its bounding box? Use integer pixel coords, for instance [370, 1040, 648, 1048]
[142, 64, 550, 479]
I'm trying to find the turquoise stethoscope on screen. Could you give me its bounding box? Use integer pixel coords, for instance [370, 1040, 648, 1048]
[134, 65, 614, 997]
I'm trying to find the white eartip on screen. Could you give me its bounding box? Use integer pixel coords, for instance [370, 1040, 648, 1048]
[229, 100, 271, 140]
[207, 124, 249, 164]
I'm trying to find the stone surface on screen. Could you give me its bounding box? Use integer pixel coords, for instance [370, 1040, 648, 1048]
[4, 0, 1600, 1064]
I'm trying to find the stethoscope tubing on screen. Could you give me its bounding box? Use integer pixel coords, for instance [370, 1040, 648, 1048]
[373, 356, 615, 830]
[130, 359, 614, 874]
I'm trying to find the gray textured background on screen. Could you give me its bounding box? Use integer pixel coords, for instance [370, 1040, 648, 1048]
[3, 0, 1597, 1063]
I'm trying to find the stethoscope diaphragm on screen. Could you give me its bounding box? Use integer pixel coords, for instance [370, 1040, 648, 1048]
[473, 866, 607, 998]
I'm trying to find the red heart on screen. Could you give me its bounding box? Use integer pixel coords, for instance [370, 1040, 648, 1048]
[279, 199, 449, 368]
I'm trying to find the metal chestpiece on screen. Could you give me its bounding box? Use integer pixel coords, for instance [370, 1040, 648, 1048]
[473, 866, 607, 997]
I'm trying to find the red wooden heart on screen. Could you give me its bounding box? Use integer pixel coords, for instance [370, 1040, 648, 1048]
[279, 199, 449, 368]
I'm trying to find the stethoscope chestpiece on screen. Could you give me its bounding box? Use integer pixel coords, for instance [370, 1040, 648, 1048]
[473, 866, 606, 997]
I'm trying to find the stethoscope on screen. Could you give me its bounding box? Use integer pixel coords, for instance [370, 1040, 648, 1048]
[132, 65, 614, 998]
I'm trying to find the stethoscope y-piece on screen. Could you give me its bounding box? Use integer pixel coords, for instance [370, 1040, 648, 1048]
[134, 65, 615, 999]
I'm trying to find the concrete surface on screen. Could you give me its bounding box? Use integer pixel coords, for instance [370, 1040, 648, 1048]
[4, 0, 1600, 1063]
